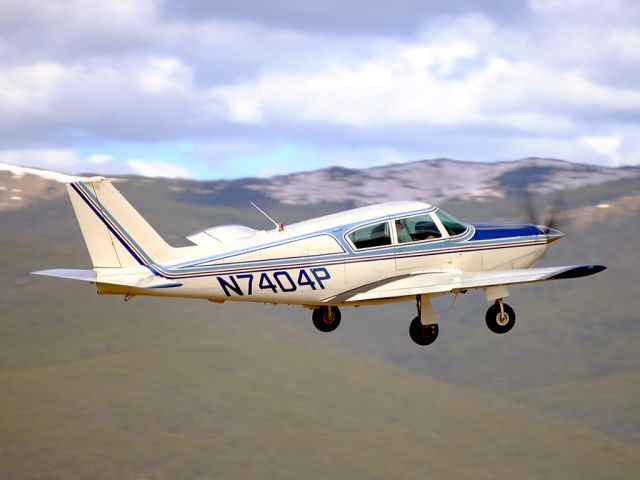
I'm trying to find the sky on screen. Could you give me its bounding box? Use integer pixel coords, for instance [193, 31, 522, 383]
[1, 0, 639, 180]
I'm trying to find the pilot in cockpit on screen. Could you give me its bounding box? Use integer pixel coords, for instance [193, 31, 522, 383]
[396, 219, 413, 243]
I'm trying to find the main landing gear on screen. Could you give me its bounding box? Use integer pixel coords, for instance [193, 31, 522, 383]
[408, 289, 517, 346]
[409, 295, 439, 346]
[311, 288, 517, 344]
[410, 317, 439, 345]
[312, 306, 341, 332]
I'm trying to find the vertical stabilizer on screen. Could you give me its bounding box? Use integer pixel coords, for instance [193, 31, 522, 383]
[66, 178, 175, 268]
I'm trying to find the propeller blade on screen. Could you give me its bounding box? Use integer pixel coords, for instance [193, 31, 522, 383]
[521, 190, 539, 225]
[545, 193, 567, 231]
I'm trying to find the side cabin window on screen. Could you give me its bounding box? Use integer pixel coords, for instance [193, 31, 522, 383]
[348, 221, 391, 249]
[435, 209, 467, 236]
[395, 214, 442, 244]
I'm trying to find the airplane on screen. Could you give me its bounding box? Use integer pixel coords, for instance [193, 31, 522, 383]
[32, 176, 606, 345]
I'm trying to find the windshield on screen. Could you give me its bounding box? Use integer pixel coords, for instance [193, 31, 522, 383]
[435, 209, 467, 236]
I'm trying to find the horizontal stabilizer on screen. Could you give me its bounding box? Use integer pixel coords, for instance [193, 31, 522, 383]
[326, 264, 606, 303]
[32, 269, 97, 282]
[31, 269, 182, 289]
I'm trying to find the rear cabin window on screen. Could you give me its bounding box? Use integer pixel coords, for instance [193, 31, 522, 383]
[435, 209, 468, 236]
[395, 214, 442, 243]
[348, 222, 392, 249]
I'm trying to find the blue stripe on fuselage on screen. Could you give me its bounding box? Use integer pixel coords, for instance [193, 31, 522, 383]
[470, 222, 541, 241]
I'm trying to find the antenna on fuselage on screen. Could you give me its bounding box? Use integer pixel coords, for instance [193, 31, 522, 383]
[250, 202, 284, 231]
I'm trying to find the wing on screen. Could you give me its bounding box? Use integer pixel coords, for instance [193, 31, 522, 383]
[325, 264, 606, 304]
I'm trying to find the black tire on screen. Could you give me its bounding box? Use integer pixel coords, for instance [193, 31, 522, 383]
[409, 316, 439, 346]
[312, 306, 341, 332]
[485, 302, 516, 334]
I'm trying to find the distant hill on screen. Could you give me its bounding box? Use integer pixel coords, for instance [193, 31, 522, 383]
[0, 160, 639, 479]
[217, 157, 640, 206]
[0, 163, 78, 211]
[2, 158, 639, 211]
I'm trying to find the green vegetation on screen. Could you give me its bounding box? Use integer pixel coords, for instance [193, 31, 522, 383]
[1, 176, 638, 479]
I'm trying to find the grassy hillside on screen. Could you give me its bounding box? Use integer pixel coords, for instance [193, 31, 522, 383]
[511, 371, 640, 444]
[1, 176, 639, 479]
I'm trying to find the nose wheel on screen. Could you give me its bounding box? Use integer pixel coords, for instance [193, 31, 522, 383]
[485, 300, 516, 334]
[312, 306, 341, 332]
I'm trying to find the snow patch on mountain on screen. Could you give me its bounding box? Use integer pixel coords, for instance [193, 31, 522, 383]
[0, 163, 80, 183]
[244, 158, 639, 206]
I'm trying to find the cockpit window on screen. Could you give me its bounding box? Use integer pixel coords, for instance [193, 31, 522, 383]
[395, 214, 442, 243]
[348, 221, 392, 249]
[435, 209, 467, 236]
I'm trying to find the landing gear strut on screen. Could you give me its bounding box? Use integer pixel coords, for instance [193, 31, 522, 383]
[409, 295, 439, 345]
[485, 300, 516, 334]
[312, 306, 341, 332]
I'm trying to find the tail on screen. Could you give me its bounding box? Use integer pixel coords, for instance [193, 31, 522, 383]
[67, 177, 176, 268]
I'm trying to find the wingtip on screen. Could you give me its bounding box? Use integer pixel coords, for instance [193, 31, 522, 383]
[548, 264, 607, 280]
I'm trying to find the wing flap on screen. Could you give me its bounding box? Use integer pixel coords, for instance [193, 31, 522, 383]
[327, 264, 606, 303]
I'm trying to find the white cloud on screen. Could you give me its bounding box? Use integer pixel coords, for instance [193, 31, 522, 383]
[577, 131, 633, 166]
[136, 57, 192, 94]
[212, 42, 640, 134]
[87, 154, 113, 164]
[529, 0, 640, 22]
[126, 159, 193, 178]
[0, 148, 81, 168]
[0, 63, 68, 113]
[213, 43, 486, 127]
[579, 132, 622, 158]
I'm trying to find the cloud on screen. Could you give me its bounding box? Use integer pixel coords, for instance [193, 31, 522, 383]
[0, 148, 81, 169]
[0, 0, 638, 178]
[579, 132, 622, 158]
[212, 38, 640, 133]
[126, 159, 193, 178]
[160, 0, 527, 34]
[136, 57, 192, 94]
[87, 154, 113, 165]
[577, 130, 640, 167]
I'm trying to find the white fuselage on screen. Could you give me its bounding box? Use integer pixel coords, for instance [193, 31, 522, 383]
[95, 202, 549, 307]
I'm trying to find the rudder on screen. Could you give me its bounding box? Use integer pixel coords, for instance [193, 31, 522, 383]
[67, 178, 176, 268]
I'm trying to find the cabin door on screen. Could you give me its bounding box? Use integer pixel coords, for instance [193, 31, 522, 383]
[393, 213, 453, 273]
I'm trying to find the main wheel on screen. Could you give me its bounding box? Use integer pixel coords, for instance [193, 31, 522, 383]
[485, 302, 516, 334]
[312, 306, 341, 332]
[409, 316, 439, 345]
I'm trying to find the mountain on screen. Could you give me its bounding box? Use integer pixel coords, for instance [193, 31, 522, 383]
[227, 157, 640, 206]
[1, 159, 639, 479]
[2, 158, 639, 212]
[0, 163, 79, 211]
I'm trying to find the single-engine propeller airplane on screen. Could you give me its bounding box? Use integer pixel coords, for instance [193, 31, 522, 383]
[33, 177, 606, 345]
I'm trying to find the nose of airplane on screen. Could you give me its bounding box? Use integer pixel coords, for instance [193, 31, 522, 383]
[538, 225, 564, 243]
